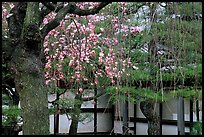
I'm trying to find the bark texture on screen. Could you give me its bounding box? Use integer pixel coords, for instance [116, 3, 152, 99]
[140, 100, 160, 135]
[6, 2, 49, 135]
[14, 50, 49, 135]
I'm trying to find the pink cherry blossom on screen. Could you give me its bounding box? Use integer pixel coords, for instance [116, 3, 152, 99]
[79, 88, 83, 93]
[1, 2, 140, 92]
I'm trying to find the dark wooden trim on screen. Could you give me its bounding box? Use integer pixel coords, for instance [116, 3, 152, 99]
[94, 88, 97, 135]
[115, 117, 195, 127]
[58, 107, 113, 114]
[159, 103, 163, 135]
[111, 105, 115, 134]
[76, 132, 113, 135]
[134, 103, 136, 135]
[196, 100, 199, 121]
[54, 92, 60, 134]
[189, 99, 194, 132]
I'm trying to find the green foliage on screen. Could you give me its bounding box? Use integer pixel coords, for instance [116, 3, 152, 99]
[102, 2, 146, 17]
[130, 49, 149, 63]
[2, 93, 13, 106]
[128, 69, 151, 82]
[106, 85, 202, 104]
[170, 88, 202, 100]
[166, 2, 202, 16]
[54, 98, 93, 123]
[2, 106, 22, 127]
[2, 63, 13, 85]
[105, 86, 170, 104]
[56, 98, 82, 109]
[97, 75, 111, 87]
[48, 85, 66, 94]
[95, 18, 112, 34]
[190, 121, 202, 135]
[155, 63, 202, 86]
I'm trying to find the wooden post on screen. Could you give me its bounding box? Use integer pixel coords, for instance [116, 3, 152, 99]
[94, 87, 97, 135]
[134, 103, 136, 135]
[159, 103, 163, 135]
[111, 104, 115, 135]
[189, 99, 194, 132]
[196, 100, 199, 121]
[54, 92, 59, 135]
[177, 96, 185, 135]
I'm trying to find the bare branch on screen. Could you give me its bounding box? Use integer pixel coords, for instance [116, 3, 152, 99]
[41, 2, 110, 38]
[48, 88, 68, 104]
[70, 2, 111, 16]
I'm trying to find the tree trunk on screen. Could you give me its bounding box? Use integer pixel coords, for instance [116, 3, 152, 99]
[14, 50, 49, 135]
[69, 94, 83, 135]
[6, 2, 49, 135]
[139, 3, 161, 135]
[69, 117, 80, 135]
[140, 100, 160, 135]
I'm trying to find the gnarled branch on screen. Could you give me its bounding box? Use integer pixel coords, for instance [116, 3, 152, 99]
[41, 2, 64, 12]
[69, 2, 110, 16]
[41, 2, 110, 38]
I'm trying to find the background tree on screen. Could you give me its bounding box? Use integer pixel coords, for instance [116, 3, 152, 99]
[130, 2, 202, 135]
[106, 2, 202, 135]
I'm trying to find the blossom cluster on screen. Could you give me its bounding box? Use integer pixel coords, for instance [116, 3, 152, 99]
[2, 2, 141, 94]
[43, 2, 141, 93]
[2, 2, 14, 36]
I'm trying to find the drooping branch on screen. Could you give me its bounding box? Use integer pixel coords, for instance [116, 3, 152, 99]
[41, 2, 110, 38]
[48, 89, 105, 103]
[82, 91, 105, 101]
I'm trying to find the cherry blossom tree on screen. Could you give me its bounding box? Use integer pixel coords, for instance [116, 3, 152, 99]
[43, 2, 141, 135]
[2, 2, 111, 135]
[2, 2, 145, 135]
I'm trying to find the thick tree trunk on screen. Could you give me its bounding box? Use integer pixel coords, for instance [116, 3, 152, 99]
[14, 50, 49, 135]
[6, 2, 49, 135]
